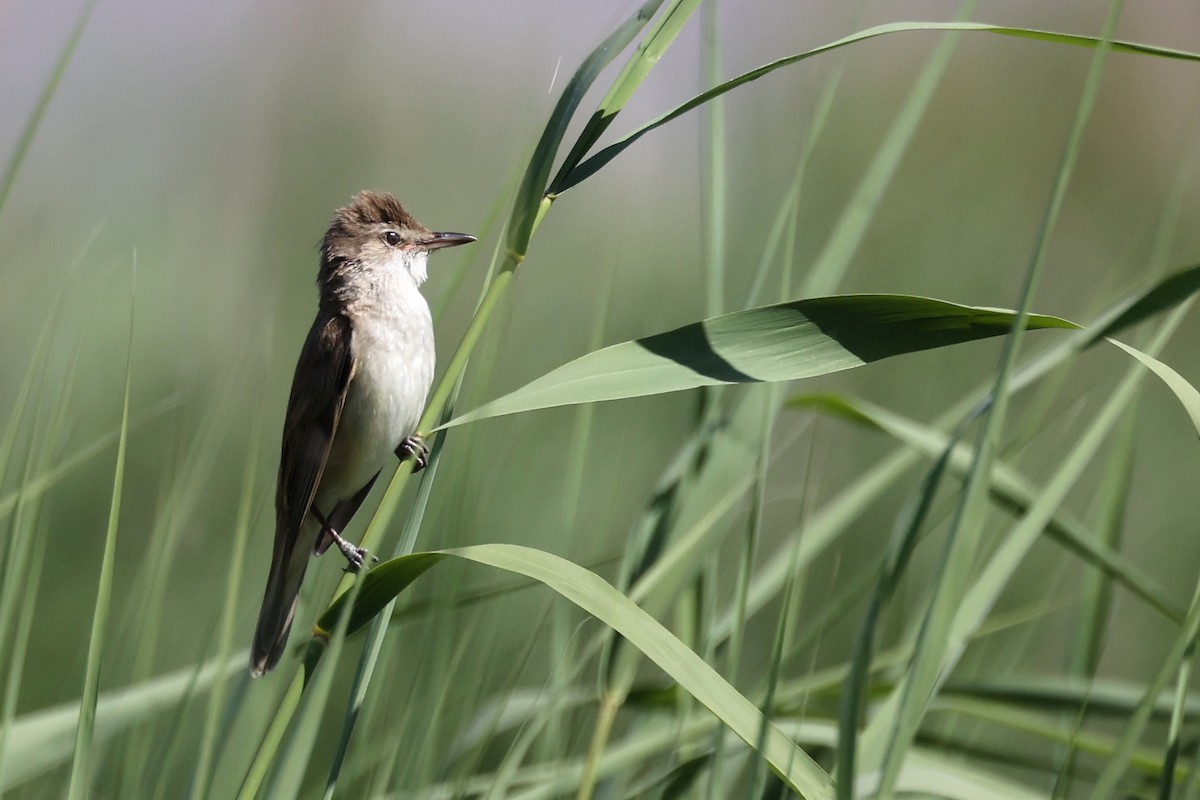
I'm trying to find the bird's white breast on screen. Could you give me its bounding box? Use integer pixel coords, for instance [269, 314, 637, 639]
[317, 266, 435, 507]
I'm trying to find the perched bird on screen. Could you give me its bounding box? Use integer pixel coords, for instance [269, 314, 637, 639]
[250, 191, 475, 677]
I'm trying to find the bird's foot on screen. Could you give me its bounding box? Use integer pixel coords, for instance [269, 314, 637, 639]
[326, 529, 378, 574]
[397, 434, 430, 472]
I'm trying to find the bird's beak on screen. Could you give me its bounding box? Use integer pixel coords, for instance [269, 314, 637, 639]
[424, 232, 477, 251]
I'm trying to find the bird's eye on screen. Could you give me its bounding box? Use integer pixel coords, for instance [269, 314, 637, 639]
[384, 231, 402, 246]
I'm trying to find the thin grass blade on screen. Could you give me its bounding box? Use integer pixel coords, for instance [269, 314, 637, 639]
[66, 265, 136, 800]
[0, 0, 97, 216]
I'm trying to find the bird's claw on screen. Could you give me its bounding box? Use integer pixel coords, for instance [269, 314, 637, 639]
[398, 435, 430, 472]
[331, 532, 376, 575]
[339, 544, 366, 573]
[335, 539, 377, 574]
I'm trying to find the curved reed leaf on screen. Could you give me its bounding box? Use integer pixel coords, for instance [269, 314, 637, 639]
[320, 545, 835, 799]
[556, 22, 1200, 193]
[439, 294, 1076, 428]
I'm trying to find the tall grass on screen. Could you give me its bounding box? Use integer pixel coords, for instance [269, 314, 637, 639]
[2, 3, 1200, 798]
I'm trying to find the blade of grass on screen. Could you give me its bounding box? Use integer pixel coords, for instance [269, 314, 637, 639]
[1070, 404, 1136, 674]
[67, 259, 136, 800]
[742, 152, 803, 800]
[932, 696, 1177, 778]
[0, 368, 56, 763]
[944, 676, 1200, 719]
[0, 232, 103, 688]
[701, 0, 726, 319]
[560, 276, 616, 800]
[118, 368, 253, 794]
[837, 420, 959, 797]
[747, 410, 813, 800]
[0, 0, 97, 217]
[1091, 573, 1200, 797]
[0, 255, 102, 784]
[141, 627, 229, 799]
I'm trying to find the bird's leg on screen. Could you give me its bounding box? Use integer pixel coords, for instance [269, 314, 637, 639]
[310, 507, 377, 573]
[396, 434, 430, 472]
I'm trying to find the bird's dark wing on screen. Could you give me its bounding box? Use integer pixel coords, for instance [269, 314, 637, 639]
[275, 311, 355, 537]
[251, 311, 355, 675]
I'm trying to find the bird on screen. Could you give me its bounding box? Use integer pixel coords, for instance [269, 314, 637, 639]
[250, 190, 475, 677]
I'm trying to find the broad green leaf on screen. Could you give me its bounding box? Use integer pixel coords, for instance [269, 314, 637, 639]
[440, 294, 1076, 428]
[321, 545, 835, 799]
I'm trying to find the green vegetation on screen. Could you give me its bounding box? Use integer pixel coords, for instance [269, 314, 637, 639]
[3, 2, 1200, 797]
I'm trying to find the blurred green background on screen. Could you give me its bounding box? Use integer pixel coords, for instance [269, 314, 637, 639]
[3, 0, 1200, 795]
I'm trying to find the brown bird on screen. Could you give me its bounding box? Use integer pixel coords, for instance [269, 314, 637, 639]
[250, 191, 475, 676]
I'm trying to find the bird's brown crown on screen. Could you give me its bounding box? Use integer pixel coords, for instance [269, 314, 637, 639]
[336, 191, 424, 233]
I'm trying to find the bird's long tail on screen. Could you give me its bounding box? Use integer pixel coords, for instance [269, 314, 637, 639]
[250, 518, 317, 676]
